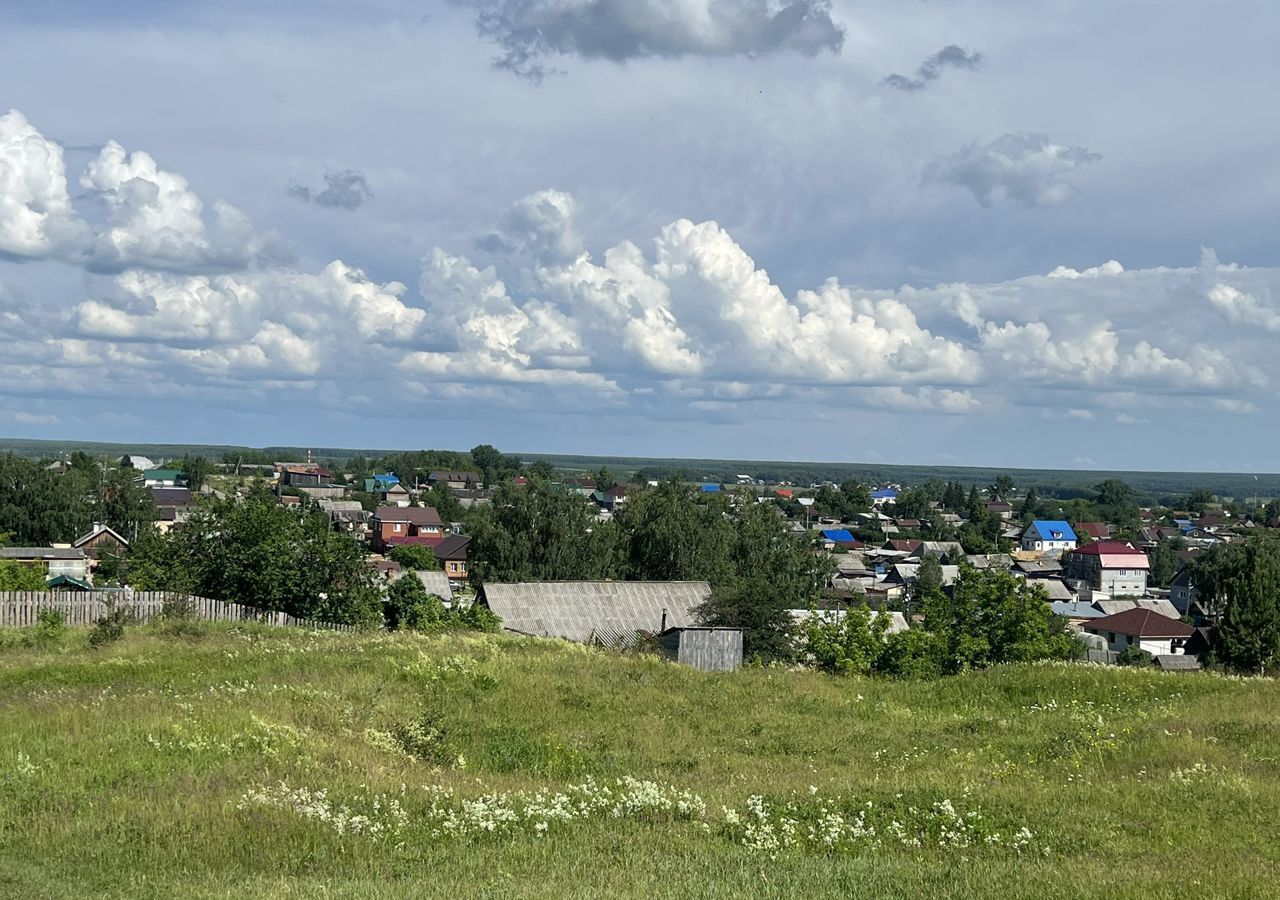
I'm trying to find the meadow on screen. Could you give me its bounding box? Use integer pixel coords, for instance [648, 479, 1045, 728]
[1, 624, 1278, 898]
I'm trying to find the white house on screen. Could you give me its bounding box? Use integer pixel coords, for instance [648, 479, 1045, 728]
[1083, 608, 1194, 656]
[1020, 520, 1078, 556]
[1064, 541, 1150, 596]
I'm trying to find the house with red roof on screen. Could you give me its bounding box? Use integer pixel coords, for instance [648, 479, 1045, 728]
[1074, 522, 1111, 541]
[1064, 540, 1150, 596]
[1083, 608, 1194, 656]
[372, 505, 445, 552]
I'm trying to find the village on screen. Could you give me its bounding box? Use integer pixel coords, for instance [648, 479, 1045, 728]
[1, 446, 1264, 675]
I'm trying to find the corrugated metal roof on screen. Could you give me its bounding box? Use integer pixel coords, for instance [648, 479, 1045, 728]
[414, 570, 454, 603]
[1029, 521, 1077, 541]
[482, 581, 712, 643]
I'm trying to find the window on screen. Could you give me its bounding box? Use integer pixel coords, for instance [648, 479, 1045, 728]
[393, 523, 402, 533]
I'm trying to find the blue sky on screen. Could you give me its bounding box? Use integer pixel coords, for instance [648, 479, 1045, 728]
[2, 1, 1279, 470]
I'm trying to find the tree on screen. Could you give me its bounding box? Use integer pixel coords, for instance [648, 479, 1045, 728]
[988, 475, 1016, 500]
[799, 605, 889, 675]
[526, 460, 557, 481]
[95, 465, 156, 542]
[1187, 488, 1215, 514]
[179, 455, 214, 492]
[1201, 537, 1280, 675]
[388, 544, 438, 571]
[697, 580, 796, 663]
[1018, 488, 1040, 521]
[1095, 479, 1132, 508]
[839, 481, 872, 513]
[1147, 541, 1179, 588]
[120, 455, 134, 469]
[0, 558, 47, 591]
[594, 467, 618, 492]
[127, 497, 382, 626]
[386, 575, 446, 631]
[922, 565, 1077, 673]
[470, 444, 520, 487]
[619, 480, 735, 584]
[908, 555, 946, 614]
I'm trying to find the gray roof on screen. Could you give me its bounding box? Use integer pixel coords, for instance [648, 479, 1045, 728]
[1037, 579, 1076, 601]
[1050, 600, 1104, 618]
[0, 547, 86, 560]
[414, 570, 454, 604]
[1093, 598, 1181, 620]
[481, 581, 712, 643]
[888, 563, 960, 586]
[1154, 654, 1202, 671]
[966, 553, 1013, 569]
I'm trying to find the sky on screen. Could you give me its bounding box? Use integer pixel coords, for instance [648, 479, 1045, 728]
[2, 0, 1279, 471]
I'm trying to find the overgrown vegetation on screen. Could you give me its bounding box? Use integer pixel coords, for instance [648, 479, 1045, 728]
[1, 626, 1278, 898]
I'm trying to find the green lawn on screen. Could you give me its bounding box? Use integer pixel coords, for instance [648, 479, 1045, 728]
[1, 625, 1277, 898]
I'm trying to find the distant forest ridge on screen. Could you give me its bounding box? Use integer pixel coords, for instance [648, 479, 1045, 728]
[1, 436, 1276, 500]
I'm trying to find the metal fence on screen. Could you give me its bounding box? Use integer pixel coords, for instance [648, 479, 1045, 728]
[0, 591, 357, 632]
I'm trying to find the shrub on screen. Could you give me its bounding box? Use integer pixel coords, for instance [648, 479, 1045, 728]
[88, 606, 131, 648]
[368, 710, 455, 765]
[453, 601, 501, 633]
[388, 544, 438, 571]
[32, 608, 68, 650]
[158, 594, 207, 639]
[386, 577, 446, 631]
[1116, 645, 1154, 667]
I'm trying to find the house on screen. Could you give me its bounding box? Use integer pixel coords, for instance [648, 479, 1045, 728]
[152, 486, 196, 521]
[372, 505, 445, 551]
[984, 501, 1013, 520]
[1169, 566, 1209, 617]
[1074, 522, 1111, 541]
[1035, 578, 1077, 603]
[883, 539, 923, 556]
[73, 523, 129, 558]
[0, 547, 90, 583]
[1065, 541, 1150, 596]
[410, 570, 454, 605]
[657, 627, 743, 672]
[1050, 599, 1106, 625]
[1021, 521, 1078, 556]
[1092, 597, 1182, 620]
[966, 553, 1013, 570]
[428, 471, 482, 490]
[700, 483, 722, 493]
[378, 482, 412, 506]
[278, 464, 333, 489]
[820, 528, 860, 550]
[883, 563, 960, 588]
[592, 486, 629, 513]
[363, 473, 400, 494]
[870, 488, 898, 507]
[917, 541, 964, 559]
[480, 581, 713, 645]
[433, 534, 471, 584]
[317, 499, 370, 532]
[1083, 608, 1195, 656]
[141, 468, 184, 488]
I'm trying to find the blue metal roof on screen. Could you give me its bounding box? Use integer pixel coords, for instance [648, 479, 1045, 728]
[822, 529, 856, 543]
[700, 483, 721, 492]
[1029, 520, 1077, 542]
[373, 473, 400, 485]
[1050, 601, 1104, 618]
[870, 488, 897, 499]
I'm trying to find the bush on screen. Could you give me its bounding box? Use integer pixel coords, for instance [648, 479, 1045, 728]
[32, 608, 68, 650]
[158, 594, 207, 639]
[876, 629, 946, 679]
[388, 544, 438, 571]
[1116, 645, 1154, 667]
[88, 606, 131, 648]
[386, 577, 447, 631]
[386, 710, 454, 764]
[453, 601, 501, 633]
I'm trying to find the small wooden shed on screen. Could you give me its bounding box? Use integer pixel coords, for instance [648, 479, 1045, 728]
[657, 626, 743, 672]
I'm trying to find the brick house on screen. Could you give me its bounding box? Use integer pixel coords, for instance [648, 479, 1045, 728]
[372, 505, 444, 551]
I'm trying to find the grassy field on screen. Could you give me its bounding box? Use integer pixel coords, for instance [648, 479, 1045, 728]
[1, 624, 1278, 899]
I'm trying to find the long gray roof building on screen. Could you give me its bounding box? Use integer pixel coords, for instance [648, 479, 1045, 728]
[481, 581, 712, 644]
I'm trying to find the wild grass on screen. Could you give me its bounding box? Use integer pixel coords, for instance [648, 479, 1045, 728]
[1, 624, 1278, 898]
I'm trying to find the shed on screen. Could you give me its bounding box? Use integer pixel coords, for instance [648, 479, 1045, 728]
[480, 581, 712, 644]
[657, 627, 742, 672]
[1154, 654, 1202, 672]
[413, 570, 455, 605]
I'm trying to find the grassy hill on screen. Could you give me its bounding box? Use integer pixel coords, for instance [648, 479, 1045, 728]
[2, 625, 1278, 898]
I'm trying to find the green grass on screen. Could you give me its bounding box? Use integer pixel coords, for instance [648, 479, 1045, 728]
[2, 625, 1278, 899]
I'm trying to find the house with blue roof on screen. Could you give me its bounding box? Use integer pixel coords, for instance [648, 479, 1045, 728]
[1020, 520, 1078, 556]
[700, 483, 722, 493]
[820, 528, 858, 549]
[870, 488, 898, 507]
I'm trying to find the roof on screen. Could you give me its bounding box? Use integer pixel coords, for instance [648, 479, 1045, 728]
[1075, 522, 1110, 539]
[429, 471, 480, 482]
[0, 547, 87, 560]
[1084, 608, 1194, 638]
[889, 563, 960, 586]
[870, 488, 898, 499]
[700, 483, 721, 492]
[413, 570, 454, 603]
[374, 506, 443, 527]
[884, 539, 923, 554]
[1027, 521, 1077, 542]
[1016, 558, 1062, 574]
[1050, 600, 1104, 618]
[45, 574, 94, 590]
[1093, 598, 1181, 620]
[481, 581, 712, 643]
[1072, 540, 1146, 556]
[142, 468, 184, 481]
[372, 473, 400, 485]
[151, 487, 194, 506]
[1154, 654, 1202, 671]
[1037, 579, 1076, 601]
[433, 534, 471, 561]
[774, 489, 794, 498]
[72, 523, 130, 548]
[821, 528, 855, 543]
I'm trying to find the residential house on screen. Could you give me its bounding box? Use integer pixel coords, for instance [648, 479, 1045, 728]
[870, 488, 898, 507]
[916, 541, 965, 559]
[1050, 599, 1107, 626]
[820, 528, 861, 550]
[1169, 565, 1217, 618]
[73, 523, 129, 558]
[592, 486, 629, 513]
[278, 465, 333, 489]
[428, 471, 482, 490]
[1020, 520, 1078, 556]
[966, 553, 1013, 570]
[0, 547, 90, 583]
[317, 499, 370, 533]
[883, 563, 960, 588]
[480, 581, 713, 645]
[1015, 557, 1063, 579]
[984, 501, 1013, 520]
[883, 539, 923, 556]
[1065, 541, 1150, 596]
[372, 505, 445, 551]
[151, 486, 197, 533]
[1074, 522, 1111, 541]
[1083, 608, 1194, 656]
[1036, 578, 1077, 603]
[1092, 598, 1182, 620]
[410, 570, 454, 605]
[433, 534, 471, 585]
[142, 468, 184, 487]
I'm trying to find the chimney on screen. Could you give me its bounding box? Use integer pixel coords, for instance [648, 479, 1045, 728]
[660, 608, 668, 633]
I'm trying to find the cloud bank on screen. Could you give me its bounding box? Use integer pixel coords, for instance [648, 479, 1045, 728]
[469, 0, 845, 81]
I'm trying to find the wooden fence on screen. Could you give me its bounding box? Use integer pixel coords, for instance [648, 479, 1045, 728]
[0, 591, 357, 632]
